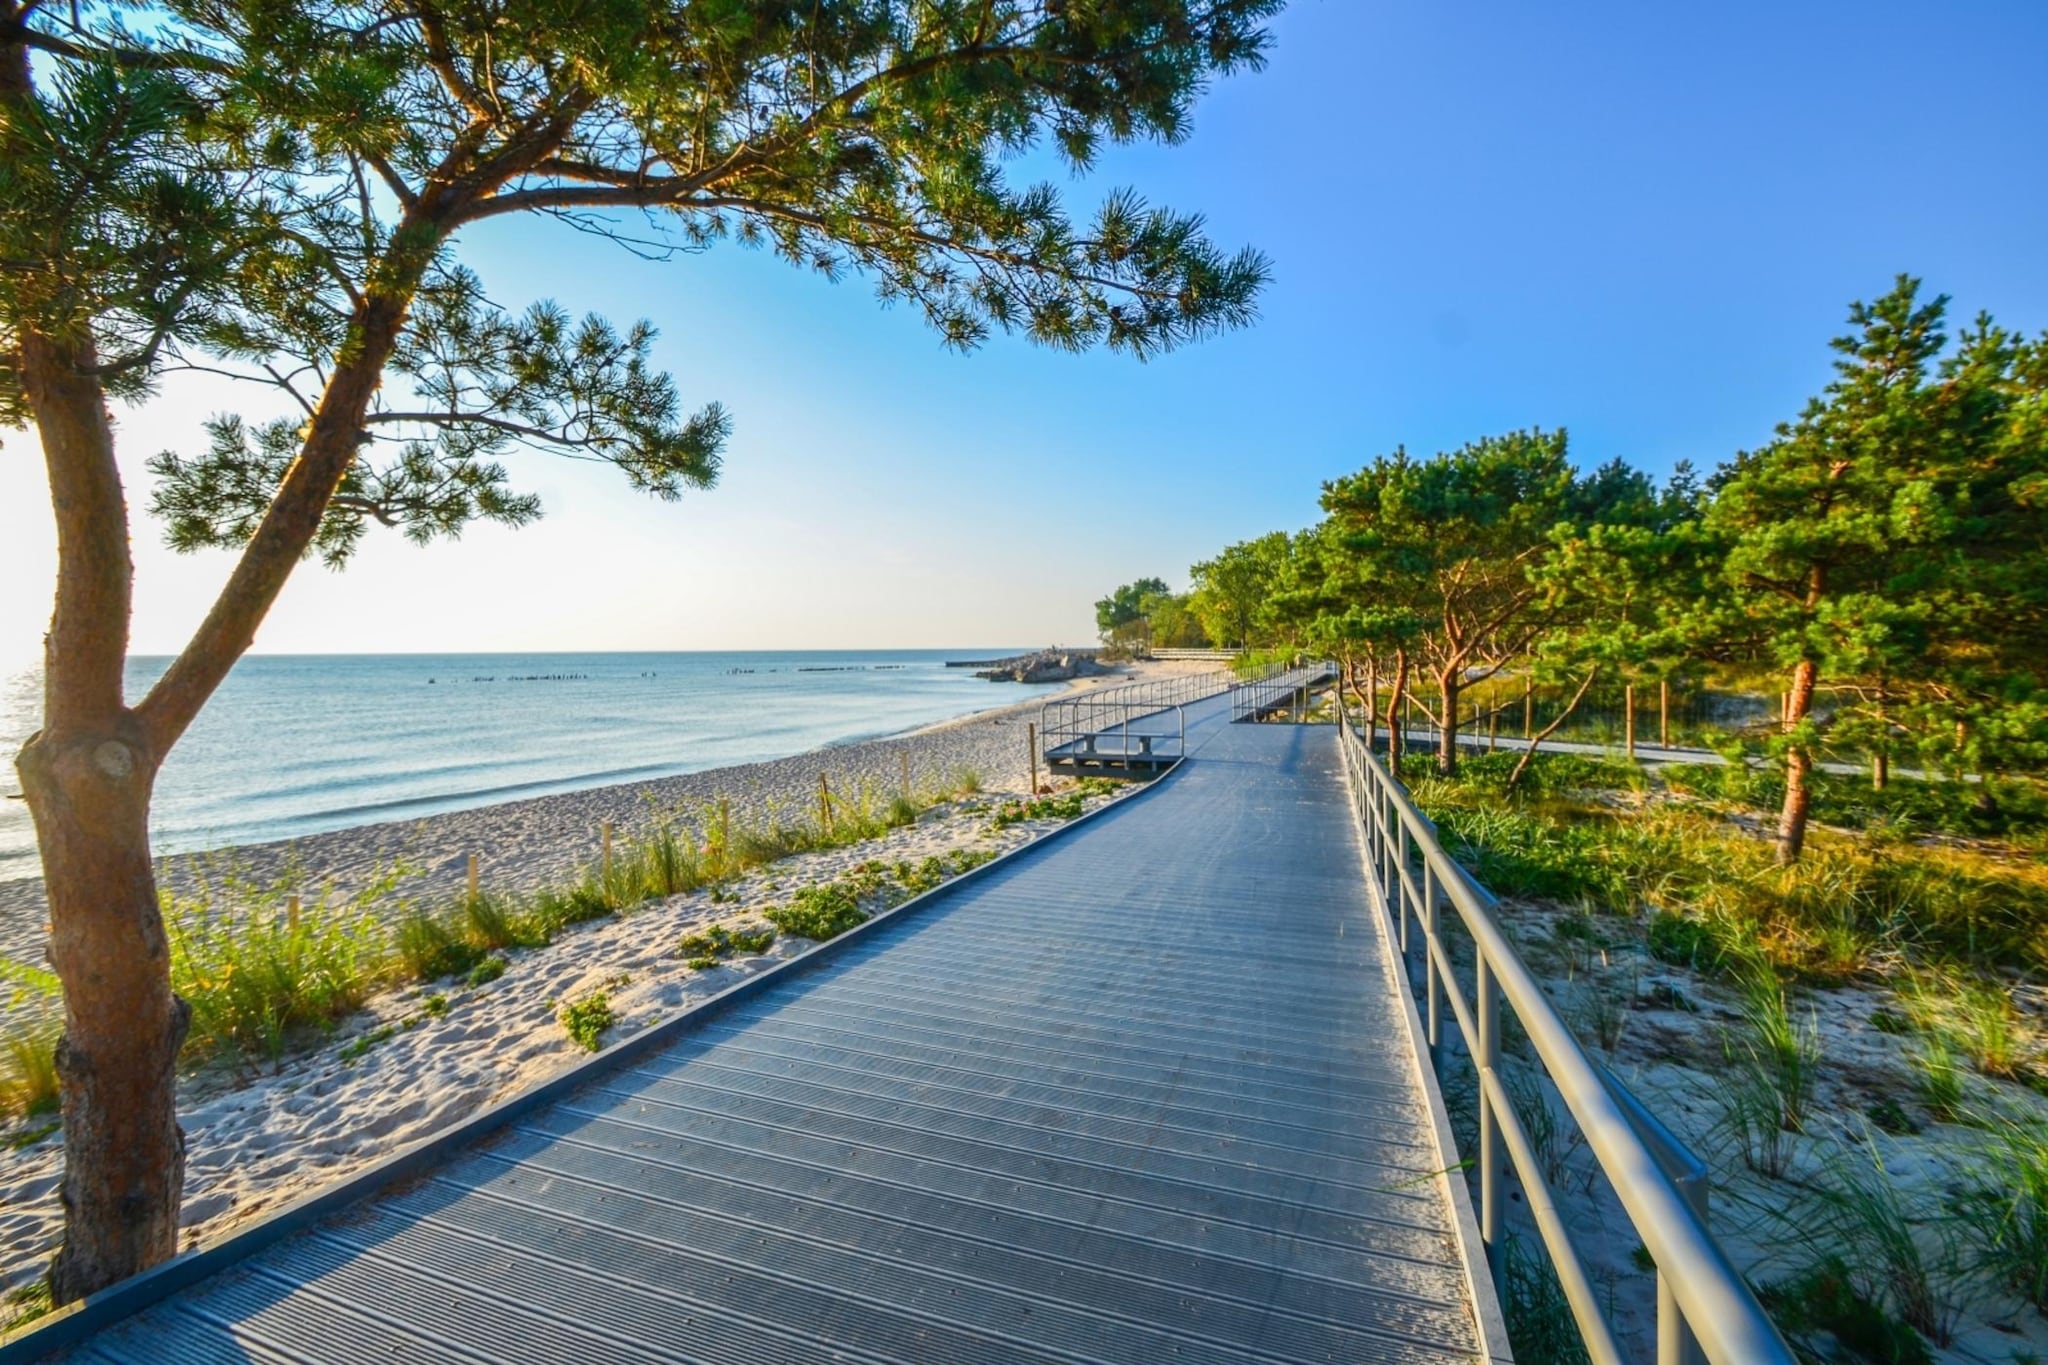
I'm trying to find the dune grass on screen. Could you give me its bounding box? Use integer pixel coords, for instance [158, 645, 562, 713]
[0, 765, 1014, 1092]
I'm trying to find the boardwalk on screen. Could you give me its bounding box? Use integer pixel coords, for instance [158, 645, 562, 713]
[23, 699, 1496, 1363]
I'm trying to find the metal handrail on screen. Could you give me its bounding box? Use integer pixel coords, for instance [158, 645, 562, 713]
[1038, 669, 1233, 766]
[1227, 661, 1333, 721]
[1332, 687, 1793, 1365]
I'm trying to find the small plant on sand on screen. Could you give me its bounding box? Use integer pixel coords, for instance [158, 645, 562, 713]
[764, 882, 869, 942]
[1914, 1035, 1968, 1124]
[2, 1281, 54, 1335]
[955, 768, 983, 795]
[677, 922, 776, 966]
[338, 1024, 397, 1066]
[466, 956, 508, 988]
[1958, 1116, 2048, 1311]
[1757, 1256, 1934, 1365]
[558, 991, 615, 1053]
[885, 794, 921, 828]
[1717, 960, 1821, 1176]
[1499, 1233, 1591, 1365]
[1796, 1135, 1972, 1348]
[990, 790, 1087, 829]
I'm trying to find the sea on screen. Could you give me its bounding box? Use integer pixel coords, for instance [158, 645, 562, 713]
[0, 650, 1040, 883]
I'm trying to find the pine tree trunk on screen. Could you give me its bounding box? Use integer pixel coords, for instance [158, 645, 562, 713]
[1387, 650, 1408, 774]
[1437, 671, 1461, 776]
[10, 317, 189, 1303]
[19, 731, 187, 1303]
[1775, 657, 1820, 864]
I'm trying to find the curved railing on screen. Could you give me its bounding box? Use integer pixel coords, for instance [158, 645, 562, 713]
[1227, 661, 1334, 720]
[1333, 687, 1793, 1365]
[1038, 668, 1234, 767]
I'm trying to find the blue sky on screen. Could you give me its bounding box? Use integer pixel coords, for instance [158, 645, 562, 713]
[3, 0, 2044, 663]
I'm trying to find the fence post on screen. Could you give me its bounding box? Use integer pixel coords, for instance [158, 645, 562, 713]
[1523, 676, 1534, 740]
[818, 774, 833, 833]
[901, 750, 911, 800]
[1626, 683, 1637, 759]
[601, 821, 614, 879]
[466, 853, 479, 903]
[1027, 722, 1039, 794]
[1660, 679, 1671, 749]
[286, 894, 301, 934]
[718, 799, 730, 857]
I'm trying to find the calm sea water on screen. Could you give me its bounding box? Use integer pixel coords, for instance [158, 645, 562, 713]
[0, 650, 1038, 881]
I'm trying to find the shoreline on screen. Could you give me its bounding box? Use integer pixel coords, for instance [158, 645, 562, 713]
[0, 660, 1214, 967]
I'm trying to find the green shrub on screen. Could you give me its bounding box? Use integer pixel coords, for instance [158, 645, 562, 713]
[466, 955, 508, 988]
[990, 791, 1086, 829]
[558, 992, 615, 1052]
[765, 883, 868, 942]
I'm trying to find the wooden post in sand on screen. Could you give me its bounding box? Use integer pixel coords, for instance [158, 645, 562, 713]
[466, 853, 479, 903]
[1659, 679, 1670, 748]
[1625, 684, 1637, 759]
[601, 821, 614, 878]
[1027, 723, 1039, 795]
[286, 894, 301, 933]
[900, 750, 912, 801]
[818, 773, 833, 833]
[718, 799, 730, 854]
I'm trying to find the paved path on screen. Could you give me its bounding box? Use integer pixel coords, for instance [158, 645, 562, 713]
[26, 702, 1493, 1363]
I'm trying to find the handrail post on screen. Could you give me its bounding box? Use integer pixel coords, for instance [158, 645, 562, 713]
[1476, 954, 1504, 1298]
[1422, 862, 1442, 1068]
[1397, 820, 1414, 958]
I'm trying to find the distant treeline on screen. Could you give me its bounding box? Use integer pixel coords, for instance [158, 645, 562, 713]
[1095, 277, 2047, 862]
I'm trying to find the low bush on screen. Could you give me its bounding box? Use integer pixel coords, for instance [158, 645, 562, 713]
[765, 883, 868, 942]
[558, 992, 615, 1052]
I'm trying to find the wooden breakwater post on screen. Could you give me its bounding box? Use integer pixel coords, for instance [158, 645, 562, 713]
[1027, 723, 1039, 795]
[467, 853, 479, 903]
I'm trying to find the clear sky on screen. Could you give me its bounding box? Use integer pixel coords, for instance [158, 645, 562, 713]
[3, 0, 2044, 668]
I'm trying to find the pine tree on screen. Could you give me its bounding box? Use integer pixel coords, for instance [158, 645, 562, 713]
[2, 0, 1278, 1300]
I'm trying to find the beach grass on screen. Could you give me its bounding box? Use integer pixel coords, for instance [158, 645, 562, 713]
[0, 766, 1039, 1087]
